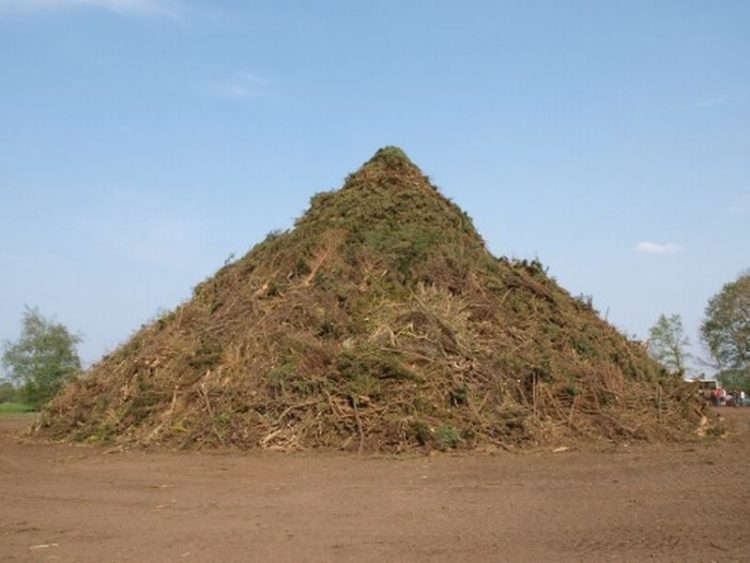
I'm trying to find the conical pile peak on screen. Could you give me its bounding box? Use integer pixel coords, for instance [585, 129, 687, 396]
[37, 149, 710, 452]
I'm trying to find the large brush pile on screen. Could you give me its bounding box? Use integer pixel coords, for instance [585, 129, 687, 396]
[38, 148, 707, 451]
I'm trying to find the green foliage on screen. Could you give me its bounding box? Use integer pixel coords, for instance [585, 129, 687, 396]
[187, 341, 223, 369]
[449, 385, 468, 406]
[435, 425, 462, 450]
[296, 146, 488, 284]
[648, 314, 690, 375]
[572, 336, 597, 359]
[560, 383, 580, 399]
[1, 307, 81, 408]
[717, 368, 750, 393]
[87, 422, 116, 444]
[365, 146, 413, 167]
[574, 294, 597, 313]
[267, 363, 295, 396]
[215, 410, 233, 425]
[0, 381, 18, 403]
[701, 272, 750, 372]
[410, 419, 431, 446]
[335, 348, 420, 383]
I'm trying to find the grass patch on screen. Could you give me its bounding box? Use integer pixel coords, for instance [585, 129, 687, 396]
[0, 402, 37, 415]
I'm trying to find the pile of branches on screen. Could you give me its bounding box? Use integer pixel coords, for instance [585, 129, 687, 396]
[37, 148, 712, 451]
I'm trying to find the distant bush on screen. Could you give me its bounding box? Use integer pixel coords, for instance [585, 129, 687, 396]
[0, 381, 18, 403]
[2, 307, 81, 409]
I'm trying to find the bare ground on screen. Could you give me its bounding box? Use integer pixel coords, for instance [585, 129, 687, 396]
[2, 409, 749, 563]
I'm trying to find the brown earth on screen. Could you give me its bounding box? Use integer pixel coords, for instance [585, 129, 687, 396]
[2, 409, 749, 562]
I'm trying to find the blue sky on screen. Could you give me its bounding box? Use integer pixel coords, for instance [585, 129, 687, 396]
[1, 0, 747, 372]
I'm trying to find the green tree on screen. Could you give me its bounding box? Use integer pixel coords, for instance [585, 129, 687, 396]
[701, 272, 750, 394]
[648, 313, 690, 375]
[1, 307, 82, 408]
[717, 368, 750, 393]
[0, 381, 17, 403]
[701, 272, 750, 372]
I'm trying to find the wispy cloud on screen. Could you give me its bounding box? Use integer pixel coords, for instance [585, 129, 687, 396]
[0, 0, 184, 20]
[634, 241, 683, 255]
[725, 205, 748, 216]
[203, 72, 270, 101]
[689, 95, 731, 109]
[688, 91, 748, 109]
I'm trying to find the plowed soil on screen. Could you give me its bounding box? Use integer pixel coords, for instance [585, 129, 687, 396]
[2, 409, 749, 562]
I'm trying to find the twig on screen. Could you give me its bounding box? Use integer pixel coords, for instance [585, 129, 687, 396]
[351, 397, 365, 455]
[657, 384, 662, 423]
[199, 383, 225, 446]
[277, 400, 319, 422]
[259, 428, 284, 447]
[144, 386, 179, 443]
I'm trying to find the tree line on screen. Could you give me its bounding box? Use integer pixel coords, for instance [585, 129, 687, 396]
[649, 271, 749, 390]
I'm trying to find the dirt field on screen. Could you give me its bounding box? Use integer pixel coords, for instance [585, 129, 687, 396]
[2, 410, 749, 562]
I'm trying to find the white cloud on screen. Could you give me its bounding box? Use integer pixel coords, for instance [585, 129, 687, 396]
[634, 241, 683, 255]
[688, 91, 748, 109]
[689, 96, 730, 109]
[725, 205, 748, 216]
[204, 72, 270, 101]
[0, 0, 183, 19]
